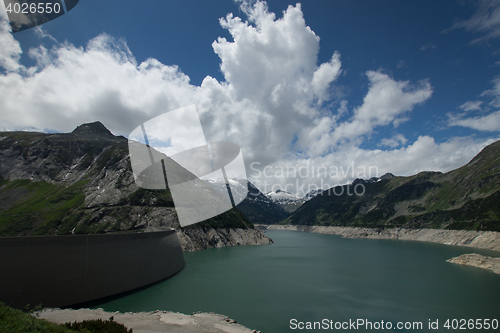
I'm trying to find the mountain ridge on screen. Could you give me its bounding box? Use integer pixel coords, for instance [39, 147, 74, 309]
[3, 122, 497, 233]
[282, 140, 500, 231]
[0, 123, 262, 242]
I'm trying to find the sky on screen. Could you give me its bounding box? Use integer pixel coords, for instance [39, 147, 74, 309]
[1, 0, 500, 196]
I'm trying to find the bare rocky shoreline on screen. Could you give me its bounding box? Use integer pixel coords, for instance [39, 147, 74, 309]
[176, 227, 273, 252]
[446, 253, 500, 274]
[37, 308, 261, 333]
[262, 224, 500, 274]
[263, 225, 500, 251]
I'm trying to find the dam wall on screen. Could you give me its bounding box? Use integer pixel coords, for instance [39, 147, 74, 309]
[0, 230, 185, 309]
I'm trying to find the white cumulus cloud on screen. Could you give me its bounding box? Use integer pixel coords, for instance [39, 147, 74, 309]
[0, 0, 497, 194]
[449, 110, 500, 132]
[379, 134, 408, 148]
[449, 76, 500, 132]
[299, 71, 432, 156]
[0, 18, 23, 72]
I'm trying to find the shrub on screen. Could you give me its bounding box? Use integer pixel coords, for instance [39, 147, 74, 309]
[64, 317, 132, 333]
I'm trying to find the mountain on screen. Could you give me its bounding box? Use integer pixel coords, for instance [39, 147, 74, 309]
[203, 178, 251, 205]
[284, 141, 500, 231]
[204, 178, 290, 224]
[72, 121, 115, 137]
[0, 122, 256, 238]
[263, 173, 396, 213]
[237, 181, 290, 223]
[265, 189, 305, 213]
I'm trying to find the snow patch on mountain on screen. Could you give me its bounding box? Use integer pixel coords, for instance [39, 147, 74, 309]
[265, 189, 305, 213]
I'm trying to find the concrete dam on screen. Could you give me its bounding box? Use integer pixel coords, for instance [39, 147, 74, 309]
[0, 230, 185, 309]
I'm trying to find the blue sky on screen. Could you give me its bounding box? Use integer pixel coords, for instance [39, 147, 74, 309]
[1, 0, 500, 194]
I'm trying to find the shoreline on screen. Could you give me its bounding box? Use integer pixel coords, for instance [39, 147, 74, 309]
[176, 227, 273, 252]
[261, 225, 500, 252]
[260, 224, 500, 274]
[446, 253, 500, 274]
[37, 308, 261, 333]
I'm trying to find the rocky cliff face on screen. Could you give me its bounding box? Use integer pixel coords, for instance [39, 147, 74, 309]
[0, 122, 272, 249]
[0, 124, 175, 235]
[177, 227, 273, 252]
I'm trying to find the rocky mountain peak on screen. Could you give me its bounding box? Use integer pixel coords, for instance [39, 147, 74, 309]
[353, 172, 395, 185]
[71, 121, 114, 137]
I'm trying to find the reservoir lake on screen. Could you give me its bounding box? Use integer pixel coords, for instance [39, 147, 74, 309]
[93, 230, 500, 332]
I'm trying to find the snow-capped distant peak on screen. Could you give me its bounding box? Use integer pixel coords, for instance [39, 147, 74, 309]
[265, 189, 301, 201]
[265, 189, 305, 213]
[203, 177, 245, 186]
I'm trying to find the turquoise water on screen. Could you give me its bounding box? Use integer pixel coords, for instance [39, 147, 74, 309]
[94, 230, 500, 332]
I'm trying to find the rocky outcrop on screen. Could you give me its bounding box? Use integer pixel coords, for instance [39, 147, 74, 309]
[265, 225, 500, 252]
[177, 227, 273, 252]
[447, 253, 500, 274]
